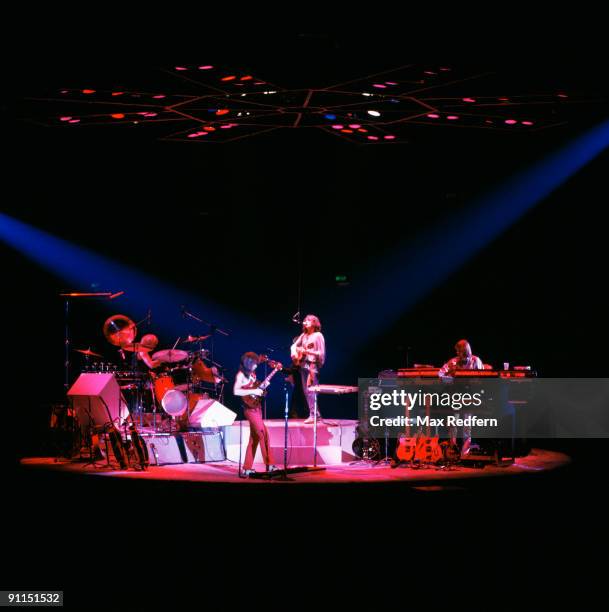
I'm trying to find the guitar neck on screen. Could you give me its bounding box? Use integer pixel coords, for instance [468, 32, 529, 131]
[259, 367, 281, 390]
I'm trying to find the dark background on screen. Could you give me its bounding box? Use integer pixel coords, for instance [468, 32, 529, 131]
[3, 13, 609, 609]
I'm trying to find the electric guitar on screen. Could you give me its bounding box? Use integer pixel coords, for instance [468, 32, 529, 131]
[242, 359, 283, 409]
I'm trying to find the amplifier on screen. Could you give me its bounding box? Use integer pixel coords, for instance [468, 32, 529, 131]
[140, 433, 184, 466]
[180, 430, 225, 463]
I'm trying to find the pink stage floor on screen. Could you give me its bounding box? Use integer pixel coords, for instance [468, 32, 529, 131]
[21, 448, 569, 485]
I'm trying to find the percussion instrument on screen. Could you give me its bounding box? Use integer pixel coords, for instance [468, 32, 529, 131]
[75, 348, 103, 358]
[152, 349, 189, 364]
[103, 314, 137, 347]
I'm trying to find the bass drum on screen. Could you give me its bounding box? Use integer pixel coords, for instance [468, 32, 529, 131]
[161, 389, 188, 417]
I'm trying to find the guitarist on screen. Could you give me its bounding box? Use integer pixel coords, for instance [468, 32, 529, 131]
[290, 314, 326, 424]
[233, 352, 278, 477]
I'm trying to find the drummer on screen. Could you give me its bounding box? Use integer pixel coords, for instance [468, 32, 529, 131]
[136, 334, 163, 370]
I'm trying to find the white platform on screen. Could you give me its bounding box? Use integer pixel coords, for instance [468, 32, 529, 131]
[224, 418, 358, 466]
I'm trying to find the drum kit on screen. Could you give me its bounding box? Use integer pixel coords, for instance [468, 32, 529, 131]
[75, 313, 228, 426]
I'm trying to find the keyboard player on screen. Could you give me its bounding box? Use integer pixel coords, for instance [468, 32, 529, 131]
[439, 339, 484, 455]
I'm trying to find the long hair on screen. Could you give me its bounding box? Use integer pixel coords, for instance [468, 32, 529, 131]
[239, 351, 259, 375]
[304, 314, 322, 332]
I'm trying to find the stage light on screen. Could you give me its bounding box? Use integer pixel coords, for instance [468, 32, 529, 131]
[82, 89, 95, 94]
[175, 66, 188, 71]
[341, 129, 354, 133]
[221, 76, 236, 81]
[463, 98, 476, 103]
[447, 115, 459, 120]
[367, 135, 379, 141]
[373, 84, 387, 89]
[198, 65, 213, 70]
[111, 113, 125, 119]
[348, 124, 361, 129]
[384, 135, 396, 140]
[522, 121, 534, 126]
[324, 114, 336, 120]
[367, 110, 381, 117]
[216, 109, 230, 116]
[357, 128, 368, 133]
[331, 124, 344, 130]
[59, 116, 72, 121]
[0, 213, 285, 390]
[240, 75, 253, 81]
[68, 119, 80, 123]
[505, 119, 518, 125]
[427, 113, 440, 119]
[152, 95, 166, 99]
[385, 82, 397, 86]
[334, 117, 609, 345]
[111, 92, 124, 97]
[203, 126, 216, 131]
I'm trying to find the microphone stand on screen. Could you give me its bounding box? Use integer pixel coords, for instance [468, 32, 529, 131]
[181, 307, 230, 367]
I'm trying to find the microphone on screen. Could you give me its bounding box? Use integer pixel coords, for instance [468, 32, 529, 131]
[292, 311, 301, 324]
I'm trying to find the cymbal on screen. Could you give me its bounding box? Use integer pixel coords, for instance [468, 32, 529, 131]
[103, 314, 137, 347]
[152, 349, 189, 363]
[122, 343, 153, 353]
[75, 348, 103, 358]
[183, 335, 211, 343]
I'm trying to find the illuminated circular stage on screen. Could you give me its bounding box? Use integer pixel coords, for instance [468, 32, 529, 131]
[20, 448, 569, 485]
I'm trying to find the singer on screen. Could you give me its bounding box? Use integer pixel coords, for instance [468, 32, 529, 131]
[290, 314, 326, 424]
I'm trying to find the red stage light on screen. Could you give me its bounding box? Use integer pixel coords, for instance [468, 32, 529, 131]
[372, 84, 387, 88]
[348, 124, 361, 129]
[463, 97, 476, 103]
[341, 129, 354, 133]
[59, 116, 72, 121]
[111, 113, 125, 119]
[216, 109, 230, 116]
[384, 135, 396, 140]
[198, 65, 213, 70]
[505, 119, 517, 125]
[82, 89, 95, 94]
[331, 124, 344, 130]
[357, 128, 368, 133]
[111, 92, 124, 97]
[153, 95, 166, 99]
[521, 120, 534, 126]
[175, 66, 188, 71]
[427, 113, 440, 119]
[240, 75, 253, 81]
[68, 119, 80, 123]
[203, 126, 216, 131]
[498, 97, 509, 101]
[367, 136, 379, 141]
[447, 115, 459, 120]
[221, 76, 236, 81]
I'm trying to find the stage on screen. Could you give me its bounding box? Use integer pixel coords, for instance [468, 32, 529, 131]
[20, 448, 569, 485]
